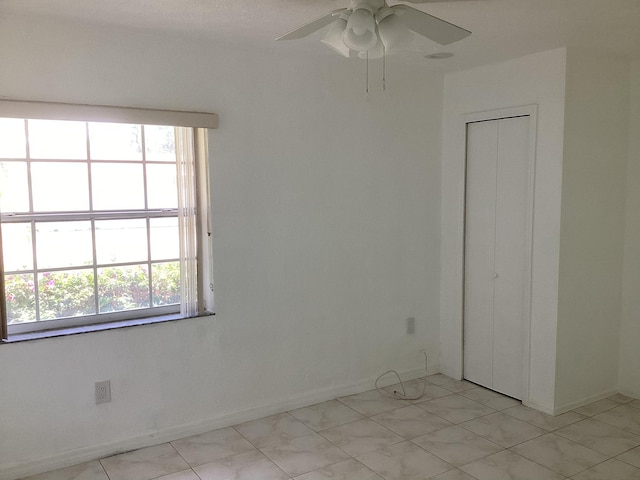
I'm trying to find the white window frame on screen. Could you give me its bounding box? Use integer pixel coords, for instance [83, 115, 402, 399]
[0, 100, 217, 340]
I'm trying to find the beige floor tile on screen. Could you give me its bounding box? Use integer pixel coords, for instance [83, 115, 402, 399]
[554, 418, 640, 456]
[100, 443, 189, 480]
[171, 427, 256, 466]
[460, 387, 521, 411]
[609, 394, 636, 404]
[419, 394, 496, 424]
[511, 433, 608, 477]
[357, 441, 453, 480]
[22, 461, 108, 480]
[412, 425, 503, 466]
[571, 458, 640, 480]
[430, 469, 477, 480]
[29, 387, 640, 480]
[193, 449, 289, 480]
[260, 432, 350, 477]
[292, 458, 382, 480]
[289, 400, 364, 431]
[460, 412, 545, 448]
[617, 445, 640, 468]
[319, 418, 403, 456]
[426, 375, 476, 393]
[594, 404, 640, 435]
[383, 379, 451, 403]
[153, 470, 200, 480]
[234, 413, 314, 448]
[503, 405, 585, 431]
[371, 405, 453, 439]
[337, 390, 409, 417]
[460, 450, 564, 480]
[573, 398, 620, 417]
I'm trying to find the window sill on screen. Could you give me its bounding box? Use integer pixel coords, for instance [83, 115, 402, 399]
[1, 311, 215, 344]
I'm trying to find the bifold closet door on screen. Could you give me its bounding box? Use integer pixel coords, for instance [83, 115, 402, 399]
[464, 116, 530, 400]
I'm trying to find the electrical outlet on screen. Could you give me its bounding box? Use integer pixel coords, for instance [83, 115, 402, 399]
[95, 380, 111, 404]
[406, 317, 416, 335]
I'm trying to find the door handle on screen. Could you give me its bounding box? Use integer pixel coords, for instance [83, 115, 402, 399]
[493, 272, 499, 279]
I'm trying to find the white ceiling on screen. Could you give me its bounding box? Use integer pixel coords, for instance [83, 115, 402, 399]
[2, 0, 640, 70]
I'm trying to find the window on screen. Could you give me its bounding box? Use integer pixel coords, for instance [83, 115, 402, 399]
[0, 101, 216, 339]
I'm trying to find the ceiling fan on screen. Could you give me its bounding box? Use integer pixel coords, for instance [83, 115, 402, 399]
[276, 0, 471, 58]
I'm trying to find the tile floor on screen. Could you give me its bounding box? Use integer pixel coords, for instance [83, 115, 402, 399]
[21, 375, 640, 480]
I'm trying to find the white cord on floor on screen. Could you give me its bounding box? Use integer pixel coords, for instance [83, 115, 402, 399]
[375, 352, 429, 401]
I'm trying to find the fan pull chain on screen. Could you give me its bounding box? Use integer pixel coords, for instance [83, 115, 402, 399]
[383, 45, 386, 91]
[366, 51, 369, 93]
[363, 48, 386, 93]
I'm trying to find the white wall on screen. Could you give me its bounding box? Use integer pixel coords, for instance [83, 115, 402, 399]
[620, 60, 640, 398]
[0, 14, 444, 478]
[554, 50, 629, 411]
[441, 49, 568, 413]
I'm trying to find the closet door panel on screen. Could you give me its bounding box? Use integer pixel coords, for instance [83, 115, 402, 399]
[463, 120, 498, 388]
[492, 116, 530, 398]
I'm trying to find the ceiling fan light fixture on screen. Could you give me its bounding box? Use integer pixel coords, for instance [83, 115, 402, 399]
[275, 1, 472, 60]
[376, 8, 412, 52]
[321, 13, 351, 57]
[357, 36, 385, 59]
[343, 5, 378, 51]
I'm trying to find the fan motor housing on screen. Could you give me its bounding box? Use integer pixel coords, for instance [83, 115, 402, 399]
[349, 0, 386, 13]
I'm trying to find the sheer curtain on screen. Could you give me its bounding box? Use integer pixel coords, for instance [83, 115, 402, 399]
[175, 127, 198, 318]
[176, 127, 214, 317]
[0, 224, 7, 340]
[195, 128, 214, 314]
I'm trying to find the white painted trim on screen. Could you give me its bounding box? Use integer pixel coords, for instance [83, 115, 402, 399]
[0, 364, 438, 480]
[552, 388, 619, 416]
[0, 99, 218, 129]
[458, 105, 538, 406]
[619, 387, 640, 400]
[522, 399, 555, 416]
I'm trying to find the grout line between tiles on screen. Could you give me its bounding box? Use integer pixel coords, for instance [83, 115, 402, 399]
[97, 458, 111, 480]
[460, 448, 572, 480]
[507, 434, 618, 479]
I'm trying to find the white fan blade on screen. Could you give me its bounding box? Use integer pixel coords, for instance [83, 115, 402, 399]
[276, 9, 348, 41]
[391, 4, 470, 45]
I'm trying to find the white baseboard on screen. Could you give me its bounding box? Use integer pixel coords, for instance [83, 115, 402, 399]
[1, 364, 438, 480]
[521, 399, 554, 415]
[619, 387, 640, 400]
[552, 388, 618, 415]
